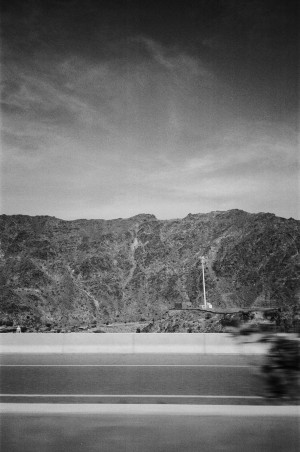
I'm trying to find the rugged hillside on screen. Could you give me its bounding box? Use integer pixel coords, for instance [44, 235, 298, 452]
[0, 210, 299, 330]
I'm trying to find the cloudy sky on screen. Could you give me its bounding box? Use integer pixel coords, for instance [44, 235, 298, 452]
[1, 0, 299, 220]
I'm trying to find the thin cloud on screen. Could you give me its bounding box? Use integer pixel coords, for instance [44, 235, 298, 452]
[1, 33, 299, 220]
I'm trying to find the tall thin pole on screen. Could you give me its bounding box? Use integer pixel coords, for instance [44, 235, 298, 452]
[201, 256, 207, 308]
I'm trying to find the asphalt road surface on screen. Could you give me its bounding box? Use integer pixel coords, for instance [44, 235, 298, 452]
[0, 353, 265, 404]
[1, 354, 299, 452]
[1, 405, 299, 452]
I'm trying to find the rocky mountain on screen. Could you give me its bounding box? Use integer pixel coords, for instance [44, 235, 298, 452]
[0, 209, 299, 331]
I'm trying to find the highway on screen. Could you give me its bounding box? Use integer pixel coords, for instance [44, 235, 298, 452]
[1, 404, 299, 452]
[0, 353, 264, 405]
[1, 353, 299, 452]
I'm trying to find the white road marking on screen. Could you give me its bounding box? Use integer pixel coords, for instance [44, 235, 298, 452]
[0, 364, 253, 367]
[0, 394, 263, 398]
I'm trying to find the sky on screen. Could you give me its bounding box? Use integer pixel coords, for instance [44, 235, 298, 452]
[1, 0, 299, 220]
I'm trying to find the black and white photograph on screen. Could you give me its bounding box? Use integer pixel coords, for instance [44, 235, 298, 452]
[0, 1, 299, 451]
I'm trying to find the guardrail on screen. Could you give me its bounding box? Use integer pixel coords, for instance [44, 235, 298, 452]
[0, 333, 270, 354]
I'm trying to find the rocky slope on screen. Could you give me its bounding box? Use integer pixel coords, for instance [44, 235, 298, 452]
[0, 209, 299, 331]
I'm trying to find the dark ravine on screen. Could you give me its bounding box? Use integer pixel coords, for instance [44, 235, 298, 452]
[0, 209, 299, 331]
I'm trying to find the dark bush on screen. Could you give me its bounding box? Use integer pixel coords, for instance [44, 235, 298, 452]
[262, 336, 300, 399]
[220, 315, 240, 328]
